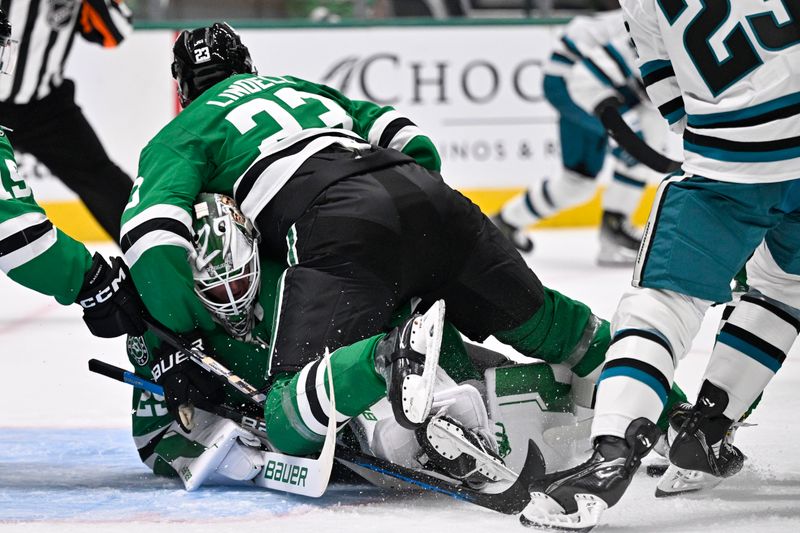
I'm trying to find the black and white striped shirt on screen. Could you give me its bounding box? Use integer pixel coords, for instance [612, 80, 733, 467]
[0, 0, 131, 104]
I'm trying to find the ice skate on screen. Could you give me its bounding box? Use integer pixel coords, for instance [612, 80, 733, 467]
[415, 414, 516, 489]
[375, 300, 446, 429]
[645, 433, 671, 477]
[657, 382, 745, 497]
[520, 418, 659, 531]
[597, 211, 642, 266]
[490, 212, 534, 253]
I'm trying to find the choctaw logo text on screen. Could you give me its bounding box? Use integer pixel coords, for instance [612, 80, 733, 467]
[321, 54, 545, 106]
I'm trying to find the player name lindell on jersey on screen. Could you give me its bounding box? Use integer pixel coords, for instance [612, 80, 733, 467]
[207, 76, 298, 108]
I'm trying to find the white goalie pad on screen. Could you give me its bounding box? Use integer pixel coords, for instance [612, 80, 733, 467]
[168, 410, 264, 491]
[359, 362, 592, 478]
[485, 363, 592, 474]
[370, 369, 494, 469]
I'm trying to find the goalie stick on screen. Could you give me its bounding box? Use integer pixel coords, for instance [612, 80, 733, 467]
[89, 359, 546, 514]
[88, 355, 337, 498]
[143, 317, 267, 405]
[596, 99, 683, 174]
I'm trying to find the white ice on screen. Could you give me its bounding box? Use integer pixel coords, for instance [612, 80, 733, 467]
[1, 230, 798, 532]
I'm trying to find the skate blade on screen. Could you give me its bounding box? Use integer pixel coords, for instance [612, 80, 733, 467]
[427, 417, 518, 482]
[646, 463, 669, 477]
[519, 492, 606, 531]
[596, 244, 638, 267]
[655, 463, 723, 498]
[401, 300, 446, 425]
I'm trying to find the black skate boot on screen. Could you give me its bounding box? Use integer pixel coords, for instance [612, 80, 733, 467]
[520, 417, 660, 531]
[659, 380, 745, 496]
[374, 300, 445, 430]
[490, 212, 534, 253]
[415, 415, 516, 489]
[597, 211, 642, 266]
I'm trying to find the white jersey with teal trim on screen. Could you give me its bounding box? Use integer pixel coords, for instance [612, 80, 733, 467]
[543, 10, 643, 117]
[543, 10, 627, 78]
[621, 0, 800, 183]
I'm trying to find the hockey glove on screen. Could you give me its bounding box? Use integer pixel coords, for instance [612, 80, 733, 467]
[150, 331, 226, 432]
[76, 253, 147, 338]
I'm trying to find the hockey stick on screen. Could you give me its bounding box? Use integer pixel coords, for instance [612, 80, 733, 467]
[335, 442, 543, 514]
[596, 100, 683, 174]
[89, 359, 546, 514]
[143, 317, 267, 404]
[88, 356, 337, 498]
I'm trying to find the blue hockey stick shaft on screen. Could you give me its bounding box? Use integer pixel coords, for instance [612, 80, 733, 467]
[88, 358, 164, 396]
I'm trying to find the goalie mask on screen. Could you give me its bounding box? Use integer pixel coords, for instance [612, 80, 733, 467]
[0, 9, 17, 76]
[191, 193, 260, 339]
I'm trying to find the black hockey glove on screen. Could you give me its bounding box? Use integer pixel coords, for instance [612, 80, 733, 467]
[76, 253, 147, 338]
[150, 331, 226, 432]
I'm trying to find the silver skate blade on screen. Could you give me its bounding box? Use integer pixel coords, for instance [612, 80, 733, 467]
[427, 417, 518, 482]
[519, 492, 606, 532]
[401, 299, 445, 425]
[655, 463, 723, 498]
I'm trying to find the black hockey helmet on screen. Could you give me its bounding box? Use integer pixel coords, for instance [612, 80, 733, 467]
[171, 22, 256, 108]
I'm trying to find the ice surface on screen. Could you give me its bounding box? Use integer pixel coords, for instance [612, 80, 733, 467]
[1, 231, 798, 532]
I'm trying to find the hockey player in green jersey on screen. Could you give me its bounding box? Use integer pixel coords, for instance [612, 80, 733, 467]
[122, 22, 621, 441]
[125, 192, 689, 489]
[0, 9, 143, 339]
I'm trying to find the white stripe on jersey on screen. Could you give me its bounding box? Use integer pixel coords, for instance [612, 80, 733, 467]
[632, 173, 686, 286]
[0, 211, 57, 272]
[623, 0, 800, 183]
[0, 1, 130, 104]
[35, 23, 74, 101]
[120, 203, 194, 267]
[234, 128, 370, 223]
[120, 204, 193, 243]
[0, 210, 48, 240]
[387, 124, 424, 153]
[14, 6, 55, 104]
[123, 229, 194, 268]
[109, 2, 134, 41]
[366, 109, 403, 146]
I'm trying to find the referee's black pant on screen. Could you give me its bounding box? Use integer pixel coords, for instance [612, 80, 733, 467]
[0, 80, 132, 242]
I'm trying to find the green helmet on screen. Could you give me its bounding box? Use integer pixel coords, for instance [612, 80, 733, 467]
[190, 193, 260, 339]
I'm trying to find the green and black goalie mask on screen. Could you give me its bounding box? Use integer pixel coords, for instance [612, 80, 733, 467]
[191, 193, 260, 339]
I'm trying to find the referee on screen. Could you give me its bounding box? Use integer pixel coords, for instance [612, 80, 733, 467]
[0, 0, 134, 241]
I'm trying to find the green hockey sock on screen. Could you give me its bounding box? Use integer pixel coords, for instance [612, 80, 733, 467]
[264, 334, 386, 455]
[657, 382, 688, 432]
[494, 286, 610, 377]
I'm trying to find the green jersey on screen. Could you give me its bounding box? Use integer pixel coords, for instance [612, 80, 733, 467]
[0, 131, 91, 304]
[121, 73, 441, 335]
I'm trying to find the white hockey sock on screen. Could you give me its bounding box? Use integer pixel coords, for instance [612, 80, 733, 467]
[591, 288, 708, 440]
[500, 188, 542, 229]
[703, 292, 800, 420]
[602, 165, 648, 218]
[591, 328, 675, 440]
[500, 170, 596, 228]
